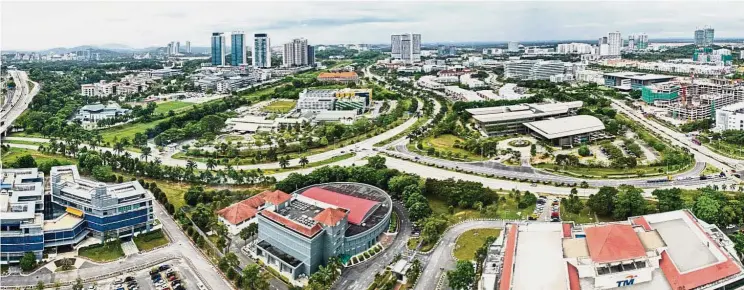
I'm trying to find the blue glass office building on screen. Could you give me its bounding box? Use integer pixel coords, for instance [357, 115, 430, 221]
[231, 32, 246, 66]
[211, 32, 225, 66]
[1, 166, 154, 265]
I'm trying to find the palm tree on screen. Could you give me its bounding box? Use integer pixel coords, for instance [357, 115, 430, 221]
[113, 142, 124, 156]
[278, 157, 289, 169]
[141, 147, 152, 162]
[186, 160, 197, 172]
[206, 158, 216, 171]
[299, 156, 309, 167]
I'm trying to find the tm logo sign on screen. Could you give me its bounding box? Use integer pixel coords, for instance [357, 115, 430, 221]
[616, 275, 638, 287]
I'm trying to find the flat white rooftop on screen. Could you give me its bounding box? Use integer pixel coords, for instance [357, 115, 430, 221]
[524, 115, 606, 139]
[513, 223, 567, 290]
[650, 219, 718, 272]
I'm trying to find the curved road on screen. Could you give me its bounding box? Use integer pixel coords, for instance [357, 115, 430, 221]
[1, 70, 39, 134]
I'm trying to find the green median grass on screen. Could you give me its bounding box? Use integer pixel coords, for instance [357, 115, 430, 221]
[154, 101, 193, 115]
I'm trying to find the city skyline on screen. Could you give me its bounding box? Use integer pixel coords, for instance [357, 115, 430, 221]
[2, 1, 744, 51]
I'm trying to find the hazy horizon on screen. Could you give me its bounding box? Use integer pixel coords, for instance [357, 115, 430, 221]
[3, 1, 744, 51]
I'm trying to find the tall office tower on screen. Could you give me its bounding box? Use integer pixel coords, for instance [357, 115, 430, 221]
[391, 34, 402, 59]
[627, 35, 635, 50]
[211, 32, 225, 66]
[166, 42, 173, 55]
[695, 27, 715, 47]
[231, 31, 247, 66]
[508, 41, 519, 52]
[175, 41, 180, 54]
[282, 38, 309, 67]
[636, 34, 648, 49]
[307, 45, 315, 65]
[390, 33, 421, 63]
[252, 33, 271, 68]
[185, 41, 191, 53]
[608, 31, 622, 56]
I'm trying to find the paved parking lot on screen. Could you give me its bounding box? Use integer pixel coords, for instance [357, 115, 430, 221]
[81, 258, 200, 290]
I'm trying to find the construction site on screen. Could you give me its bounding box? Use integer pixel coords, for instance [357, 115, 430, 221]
[641, 77, 744, 121]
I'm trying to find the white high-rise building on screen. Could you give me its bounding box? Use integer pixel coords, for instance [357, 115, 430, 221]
[185, 41, 191, 53]
[282, 38, 309, 67]
[608, 31, 622, 56]
[175, 42, 180, 54]
[508, 41, 519, 52]
[556, 43, 593, 54]
[253, 33, 271, 68]
[390, 33, 421, 63]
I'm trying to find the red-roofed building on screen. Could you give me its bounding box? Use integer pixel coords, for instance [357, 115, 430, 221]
[252, 183, 393, 282]
[584, 224, 647, 263]
[317, 72, 359, 84]
[217, 192, 270, 235]
[301, 187, 380, 225]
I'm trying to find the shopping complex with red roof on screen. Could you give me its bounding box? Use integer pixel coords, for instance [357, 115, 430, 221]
[482, 209, 744, 290]
[218, 182, 392, 281]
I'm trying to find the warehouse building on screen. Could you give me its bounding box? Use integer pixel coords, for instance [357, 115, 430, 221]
[485, 210, 744, 290]
[467, 101, 583, 136]
[524, 115, 606, 147]
[253, 183, 391, 280]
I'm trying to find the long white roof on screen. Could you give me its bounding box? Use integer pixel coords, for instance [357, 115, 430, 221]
[524, 115, 605, 139]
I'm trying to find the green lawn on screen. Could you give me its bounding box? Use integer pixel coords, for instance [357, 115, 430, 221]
[133, 230, 170, 251]
[417, 134, 488, 161]
[262, 100, 296, 114]
[704, 141, 744, 160]
[78, 242, 124, 262]
[702, 163, 722, 175]
[1, 147, 76, 166]
[534, 163, 689, 179]
[154, 101, 193, 115]
[99, 118, 169, 144]
[263, 153, 356, 174]
[2, 139, 45, 146]
[406, 237, 434, 252]
[453, 228, 502, 261]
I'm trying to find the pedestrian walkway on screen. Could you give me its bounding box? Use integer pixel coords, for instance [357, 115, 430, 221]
[121, 240, 140, 256]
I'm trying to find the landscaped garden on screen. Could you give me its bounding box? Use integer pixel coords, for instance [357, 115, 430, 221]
[261, 100, 296, 113]
[78, 241, 125, 262]
[133, 229, 170, 251]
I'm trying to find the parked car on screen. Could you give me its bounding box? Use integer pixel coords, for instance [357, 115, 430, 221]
[159, 264, 170, 271]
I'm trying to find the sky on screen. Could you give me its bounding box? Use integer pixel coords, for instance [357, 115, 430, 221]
[2, 1, 744, 51]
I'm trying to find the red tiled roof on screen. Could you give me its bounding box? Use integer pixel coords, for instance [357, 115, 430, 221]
[314, 208, 348, 226]
[657, 211, 742, 290]
[301, 187, 379, 225]
[217, 202, 258, 225]
[217, 193, 267, 225]
[261, 210, 322, 238]
[631, 217, 652, 230]
[566, 263, 581, 290]
[263, 190, 292, 206]
[584, 224, 646, 263]
[499, 225, 518, 290]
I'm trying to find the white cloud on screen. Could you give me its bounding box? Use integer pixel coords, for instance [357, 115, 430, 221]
[1, 1, 743, 51]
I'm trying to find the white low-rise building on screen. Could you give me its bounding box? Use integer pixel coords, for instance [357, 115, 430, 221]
[716, 102, 744, 131]
[444, 86, 483, 102]
[417, 76, 444, 90]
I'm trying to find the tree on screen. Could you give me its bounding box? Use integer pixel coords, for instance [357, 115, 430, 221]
[587, 187, 618, 217]
[14, 155, 37, 168]
[19, 252, 37, 272]
[206, 158, 217, 171]
[367, 155, 387, 169]
[186, 160, 197, 172]
[388, 174, 420, 199]
[36, 281, 45, 290]
[613, 186, 647, 220]
[693, 194, 721, 225]
[278, 156, 289, 169]
[406, 259, 421, 284]
[299, 156, 309, 167]
[239, 222, 258, 243]
[72, 278, 84, 290]
[140, 146, 152, 162]
[651, 188, 684, 212]
[447, 260, 475, 290]
[577, 145, 591, 157]
[242, 264, 270, 290]
[190, 203, 214, 230]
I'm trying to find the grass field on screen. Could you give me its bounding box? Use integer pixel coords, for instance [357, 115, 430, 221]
[1, 139, 44, 146]
[78, 242, 124, 262]
[133, 230, 170, 251]
[154, 101, 193, 115]
[262, 100, 296, 114]
[419, 134, 487, 161]
[98, 118, 169, 144]
[263, 153, 356, 174]
[704, 141, 744, 159]
[453, 228, 502, 261]
[406, 237, 434, 252]
[429, 195, 533, 224]
[1, 147, 76, 166]
[534, 163, 689, 179]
